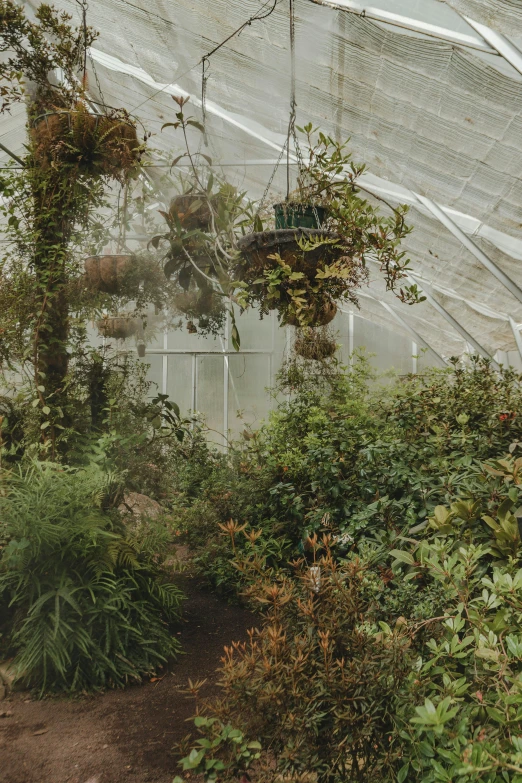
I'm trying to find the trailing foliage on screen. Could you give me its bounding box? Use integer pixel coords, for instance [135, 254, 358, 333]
[0, 461, 183, 693]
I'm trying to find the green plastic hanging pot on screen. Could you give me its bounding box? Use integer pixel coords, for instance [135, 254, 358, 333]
[274, 202, 327, 230]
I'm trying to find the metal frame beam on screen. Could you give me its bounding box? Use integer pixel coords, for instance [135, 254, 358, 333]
[408, 274, 501, 371]
[0, 143, 24, 166]
[378, 299, 448, 367]
[509, 316, 522, 363]
[463, 16, 522, 77]
[307, 0, 497, 54]
[415, 194, 522, 306]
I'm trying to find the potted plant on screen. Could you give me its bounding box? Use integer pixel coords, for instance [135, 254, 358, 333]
[149, 97, 258, 343]
[96, 315, 140, 340]
[32, 101, 142, 179]
[84, 252, 134, 294]
[236, 123, 423, 328]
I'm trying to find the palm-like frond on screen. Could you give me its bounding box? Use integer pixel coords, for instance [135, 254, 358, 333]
[0, 461, 183, 693]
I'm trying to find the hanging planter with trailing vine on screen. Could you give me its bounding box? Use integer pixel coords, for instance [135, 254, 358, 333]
[233, 0, 422, 328]
[31, 103, 141, 178]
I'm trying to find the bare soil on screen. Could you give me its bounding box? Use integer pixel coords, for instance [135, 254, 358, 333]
[0, 578, 255, 783]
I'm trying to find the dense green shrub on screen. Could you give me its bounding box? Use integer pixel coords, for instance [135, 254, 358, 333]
[0, 461, 183, 693]
[173, 355, 522, 782]
[177, 452, 522, 783]
[178, 356, 522, 594]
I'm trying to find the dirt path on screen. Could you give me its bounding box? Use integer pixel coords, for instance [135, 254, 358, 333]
[0, 579, 255, 783]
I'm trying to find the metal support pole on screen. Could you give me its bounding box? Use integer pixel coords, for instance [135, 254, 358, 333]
[412, 342, 417, 374]
[307, 0, 496, 54]
[223, 310, 230, 451]
[162, 327, 168, 395]
[0, 142, 24, 166]
[509, 316, 522, 363]
[192, 354, 198, 412]
[415, 194, 522, 306]
[378, 299, 447, 367]
[348, 310, 354, 364]
[408, 275, 501, 371]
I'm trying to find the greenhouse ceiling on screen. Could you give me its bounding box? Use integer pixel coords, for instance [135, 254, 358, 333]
[3, 0, 522, 359]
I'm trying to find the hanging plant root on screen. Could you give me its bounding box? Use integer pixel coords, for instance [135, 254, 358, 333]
[294, 327, 337, 360]
[169, 193, 213, 231]
[286, 297, 338, 327]
[173, 289, 223, 318]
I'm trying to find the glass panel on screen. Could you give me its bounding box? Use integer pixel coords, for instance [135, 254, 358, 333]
[196, 355, 225, 448]
[167, 322, 224, 352]
[228, 353, 272, 438]
[166, 355, 193, 415]
[353, 316, 413, 375]
[417, 346, 445, 372]
[141, 354, 163, 398]
[234, 307, 275, 350]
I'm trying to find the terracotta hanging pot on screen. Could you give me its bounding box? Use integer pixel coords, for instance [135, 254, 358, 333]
[96, 316, 139, 340]
[84, 254, 133, 294]
[137, 341, 146, 358]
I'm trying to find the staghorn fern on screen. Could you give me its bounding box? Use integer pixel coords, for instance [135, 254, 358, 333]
[0, 461, 183, 693]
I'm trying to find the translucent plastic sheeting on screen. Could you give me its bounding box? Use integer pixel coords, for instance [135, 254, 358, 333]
[6, 0, 522, 361]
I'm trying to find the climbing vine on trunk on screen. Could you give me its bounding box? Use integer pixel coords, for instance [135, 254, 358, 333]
[0, 2, 143, 455]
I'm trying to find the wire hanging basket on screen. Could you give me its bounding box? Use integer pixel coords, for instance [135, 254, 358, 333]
[31, 106, 140, 175]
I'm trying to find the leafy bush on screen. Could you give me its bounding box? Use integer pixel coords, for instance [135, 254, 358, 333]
[178, 452, 522, 783]
[178, 355, 522, 595]
[174, 355, 522, 782]
[181, 539, 411, 783]
[379, 451, 522, 782]
[0, 461, 183, 693]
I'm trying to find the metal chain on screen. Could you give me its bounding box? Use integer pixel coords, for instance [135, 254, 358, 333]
[253, 136, 289, 225]
[253, 0, 297, 226]
[87, 49, 107, 109]
[75, 0, 107, 109]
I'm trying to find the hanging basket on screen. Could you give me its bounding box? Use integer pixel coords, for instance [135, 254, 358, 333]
[96, 316, 140, 340]
[84, 254, 134, 294]
[286, 297, 338, 327]
[32, 108, 140, 175]
[237, 228, 343, 275]
[169, 193, 213, 231]
[173, 289, 222, 317]
[274, 202, 327, 230]
[294, 327, 337, 360]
